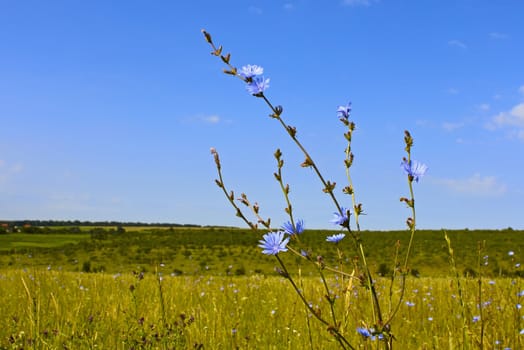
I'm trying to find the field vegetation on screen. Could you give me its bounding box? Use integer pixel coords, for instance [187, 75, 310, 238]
[0, 226, 522, 278]
[0, 226, 522, 349]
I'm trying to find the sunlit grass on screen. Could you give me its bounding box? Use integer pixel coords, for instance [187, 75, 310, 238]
[0, 269, 522, 349]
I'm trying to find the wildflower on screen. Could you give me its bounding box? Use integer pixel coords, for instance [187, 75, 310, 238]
[401, 159, 428, 182]
[517, 304, 522, 310]
[239, 64, 263, 79]
[326, 233, 346, 243]
[518, 290, 524, 297]
[331, 207, 350, 226]
[281, 219, 305, 235]
[357, 327, 382, 341]
[406, 301, 415, 307]
[520, 329, 524, 335]
[472, 315, 480, 323]
[337, 102, 352, 120]
[428, 317, 433, 321]
[508, 251, 515, 256]
[246, 76, 270, 95]
[258, 231, 290, 255]
[357, 327, 372, 338]
[516, 263, 521, 268]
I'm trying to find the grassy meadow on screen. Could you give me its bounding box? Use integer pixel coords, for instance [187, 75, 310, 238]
[0, 226, 523, 349]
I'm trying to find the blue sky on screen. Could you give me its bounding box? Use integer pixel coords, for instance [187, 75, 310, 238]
[0, 0, 523, 230]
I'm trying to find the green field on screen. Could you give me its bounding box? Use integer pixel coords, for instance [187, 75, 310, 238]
[0, 227, 522, 349]
[0, 227, 522, 277]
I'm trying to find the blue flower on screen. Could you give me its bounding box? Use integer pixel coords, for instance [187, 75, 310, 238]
[326, 233, 345, 243]
[258, 231, 290, 255]
[357, 327, 382, 341]
[357, 327, 372, 338]
[281, 219, 305, 235]
[472, 315, 480, 323]
[508, 251, 515, 256]
[246, 76, 270, 95]
[337, 102, 352, 120]
[239, 64, 264, 79]
[331, 207, 350, 226]
[401, 159, 428, 182]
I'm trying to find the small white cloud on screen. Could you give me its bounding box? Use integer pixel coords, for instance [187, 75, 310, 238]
[0, 161, 24, 186]
[342, 0, 374, 6]
[478, 103, 490, 111]
[442, 121, 464, 132]
[492, 103, 524, 128]
[448, 40, 467, 49]
[519, 85, 524, 96]
[248, 6, 263, 15]
[181, 114, 223, 125]
[446, 88, 459, 95]
[489, 32, 508, 40]
[435, 174, 507, 196]
[202, 115, 221, 124]
[283, 3, 294, 10]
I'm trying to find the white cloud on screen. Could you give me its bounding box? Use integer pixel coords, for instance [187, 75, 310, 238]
[478, 103, 490, 111]
[202, 115, 221, 124]
[485, 94, 524, 140]
[181, 114, 224, 125]
[342, 0, 375, 6]
[489, 32, 508, 40]
[283, 3, 294, 10]
[442, 121, 464, 132]
[448, 40, 467, 49]
[492, 103, 524, 128]
[248, 6, 263, 15]
[435, 174, 507, 196]
[446, 87, 459, 95]
[0, 161, 24, 186]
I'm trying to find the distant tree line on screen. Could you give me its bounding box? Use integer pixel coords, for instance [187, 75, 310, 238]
[0, 220, 203, 234]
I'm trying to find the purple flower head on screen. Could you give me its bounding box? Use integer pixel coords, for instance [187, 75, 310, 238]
[472, 315, 480, 323]
[337, 102, 352, 120]
[281, 219, 305, 236]
[258, 231, 289, 255]
[246, 76, 270, 95]
[326, 233, 346, 243]
[239, 64, 264, 79]
[331, 207, 350, 226]
[401, 159, 428, 182]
